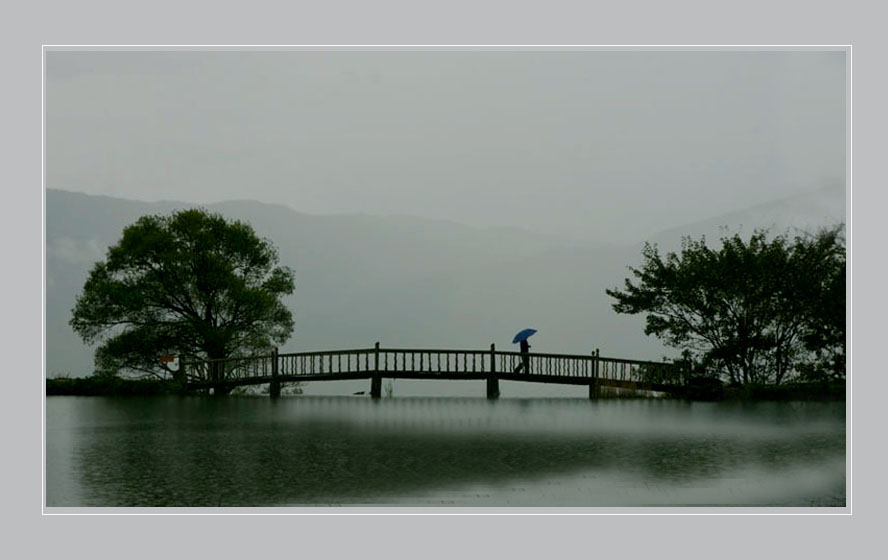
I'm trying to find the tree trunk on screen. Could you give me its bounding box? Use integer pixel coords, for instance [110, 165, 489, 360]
[206, 343, 228, 397]
[775, 346, 783, 386]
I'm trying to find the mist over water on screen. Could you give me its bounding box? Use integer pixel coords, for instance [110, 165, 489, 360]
[46, 396, 845, 507]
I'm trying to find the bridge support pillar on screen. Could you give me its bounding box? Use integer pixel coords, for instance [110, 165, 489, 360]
[370, 342, 382, 398]
[487, 343, 499, 399]
[589, 348, 600, 399]
[269, 348, 281, 398]
[486, 377, 499, 399]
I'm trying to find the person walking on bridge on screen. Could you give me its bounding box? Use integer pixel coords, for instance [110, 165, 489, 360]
[512, 328, 537, 374]
[514, 339, 532, 374]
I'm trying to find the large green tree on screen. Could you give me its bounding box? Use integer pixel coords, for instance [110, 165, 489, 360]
[70, 209, 295, 379]
[606, 225, 845, 385]
[793, 226, 846, 381]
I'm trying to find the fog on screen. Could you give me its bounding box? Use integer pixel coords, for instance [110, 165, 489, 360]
[45, 49, 845, 243]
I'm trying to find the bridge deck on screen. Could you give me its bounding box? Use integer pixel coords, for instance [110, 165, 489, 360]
[182, 345, 683, 396]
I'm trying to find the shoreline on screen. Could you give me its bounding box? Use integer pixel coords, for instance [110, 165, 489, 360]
[45, 376, 846, 401]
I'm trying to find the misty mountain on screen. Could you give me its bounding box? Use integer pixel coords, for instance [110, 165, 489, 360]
[318, 184, 845, 360]
[46, 189, 564, 376]
[46, 187, 845, 378]
[644, 184, 845, 251]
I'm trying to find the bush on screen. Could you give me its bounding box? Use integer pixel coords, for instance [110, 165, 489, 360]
[46, 376, 180, 396]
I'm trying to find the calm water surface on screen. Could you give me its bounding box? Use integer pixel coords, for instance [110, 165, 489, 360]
[45, 396, 845, 507]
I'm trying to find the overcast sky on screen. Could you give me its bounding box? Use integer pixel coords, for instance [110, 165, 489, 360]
[45, 49, 845, 241]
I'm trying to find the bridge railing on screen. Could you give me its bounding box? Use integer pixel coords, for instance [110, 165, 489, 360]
[497, 350, 594, 378]
[182, 346, 685, 386]
[353, 347, 682, 384]
[278, 348, 376, 376]
[595, 355, 679, 385]
[496, 350, 682, 385]
[183, 353, 277, 383]
[377, 348, 494, 377]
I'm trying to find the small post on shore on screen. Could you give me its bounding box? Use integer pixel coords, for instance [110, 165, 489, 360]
[370, 341, 382, 398]
[270, 347, 281, 398]
[487, 343, 500, 399]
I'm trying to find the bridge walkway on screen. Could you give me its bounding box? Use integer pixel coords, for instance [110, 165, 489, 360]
[182, 343, 683, 398]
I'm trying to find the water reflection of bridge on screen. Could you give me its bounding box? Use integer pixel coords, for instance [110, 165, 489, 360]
[183, 343, 685, 398]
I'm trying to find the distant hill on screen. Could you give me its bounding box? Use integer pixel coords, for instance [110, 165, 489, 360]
[46, 187, 846, 380]
[46, 189, 563, 376]
[643, 184, 845, 251]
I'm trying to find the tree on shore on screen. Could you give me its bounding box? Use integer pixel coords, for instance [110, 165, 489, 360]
[793, 226, 846, 381]
[70, 209, 295, 379]
[606, 225, 845, 385]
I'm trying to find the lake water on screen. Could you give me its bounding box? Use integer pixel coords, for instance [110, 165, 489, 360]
[45, 395, 846, 508]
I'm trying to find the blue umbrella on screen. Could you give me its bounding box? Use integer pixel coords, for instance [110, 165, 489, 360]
[512, 328, 537, 344]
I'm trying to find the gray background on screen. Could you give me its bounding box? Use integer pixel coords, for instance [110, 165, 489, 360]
[2, 0, 880, 557]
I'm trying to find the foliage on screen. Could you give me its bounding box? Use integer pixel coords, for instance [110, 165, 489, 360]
[607, 225, 845, 385]
[70, 209, 295, 379]
[46, 376, 179, 396]
[793, 227, 846, 381]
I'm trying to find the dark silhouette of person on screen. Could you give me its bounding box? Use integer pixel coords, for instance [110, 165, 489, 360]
[514, 339, 531, 374]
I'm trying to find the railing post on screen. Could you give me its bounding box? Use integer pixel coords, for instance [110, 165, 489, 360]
[270, 347, 281, 398]
[487, 343, 499, 399]
[370, 342, 382, 398]
[589, 348, 599, 400]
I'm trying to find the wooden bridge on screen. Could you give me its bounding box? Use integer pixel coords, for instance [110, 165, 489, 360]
[181, 343, 686, 398]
